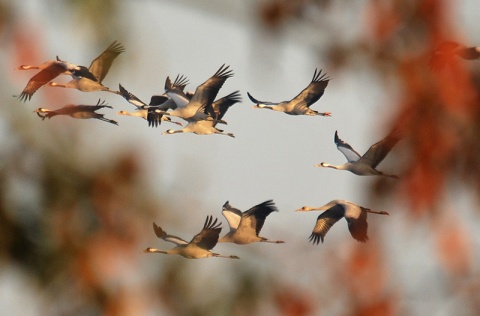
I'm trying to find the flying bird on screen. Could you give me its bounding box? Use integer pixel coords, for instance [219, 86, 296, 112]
[160, 64, 234, 123]
[247, 68, 331, 116]
[296, 200, 389, 243]
[315, 129, 401, 178]
[15, 57, 97, 102]
[430, 41, 480, 71]
[218, 200, 284, 244]
[117, 84, 182, 127]
[161, 90, 240, 137]
[48, 41, 125, 94]
[144, 215, 239, 259]
[34, 99, 118, 125]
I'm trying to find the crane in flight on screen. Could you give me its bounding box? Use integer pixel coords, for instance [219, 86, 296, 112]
[144, 216, 239, 259]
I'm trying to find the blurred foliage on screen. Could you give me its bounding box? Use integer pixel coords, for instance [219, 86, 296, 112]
[1, 0, 480, 315]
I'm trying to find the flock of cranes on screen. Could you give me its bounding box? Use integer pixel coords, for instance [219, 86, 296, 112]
[14, 40, 479, 259]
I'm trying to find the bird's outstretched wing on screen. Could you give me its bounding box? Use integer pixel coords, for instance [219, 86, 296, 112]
[358, 129, 402, 168]
[334, 131, 362, 163]
[206, 90, 241, 123]
[18, 63, 66, 102]
[146, 108, 169, 128]
[79, 99, 112, 111]
[88, 41, 125, 83]
[309, 204, 345, 244]
[190, 216, 222, 250]
[163, 74, 192, 110]
[188, 64, 233, 111]
[346, 208, 368, 242]
[119, 84, 148, 108]
[149, 95, 169, 106]
[221, 201, 243, 231]
[152, 222, 188, 245]
[290, 68, 329, 108]
[164, 74, 189, 96]
[240, 200, 278, 236]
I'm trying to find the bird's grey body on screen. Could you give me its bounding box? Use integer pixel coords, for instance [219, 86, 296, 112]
[247, 68, 331, 116]
[144, 216, 239, 259]
[316, 129, 401, 178]
[218, 200, 284, 244]
[34, 99, 118, 125]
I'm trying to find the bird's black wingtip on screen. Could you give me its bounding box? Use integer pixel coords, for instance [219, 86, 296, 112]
[246, 92, 258, 103]
[334, 130, 340, 143]
[164, 76, 172, 91]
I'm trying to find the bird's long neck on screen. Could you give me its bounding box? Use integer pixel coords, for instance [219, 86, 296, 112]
[144, 247, 181, 255]
[18, 65, 39, 70]
[105, 88, 121, 95]
[118, 111, 143, 118]
[297, 206, 328, 212]
[317, 162, 348, 170]
[43, 110, 58, 118]
[144, 247, 168, 254]
[256, 104, 277, 111]
[49, 82, 70, 88]
[165, 129, 185, 135]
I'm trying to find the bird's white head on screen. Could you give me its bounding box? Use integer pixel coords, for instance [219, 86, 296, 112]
[296, 206, 316, 212]
[17, 65, 33, 70]
[143, 247, 167, 254]
[162, 129, 176, 135]
[296, 205, 330, 212]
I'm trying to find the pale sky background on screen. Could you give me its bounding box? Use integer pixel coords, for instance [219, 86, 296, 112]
[2, 1, 480, 315]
